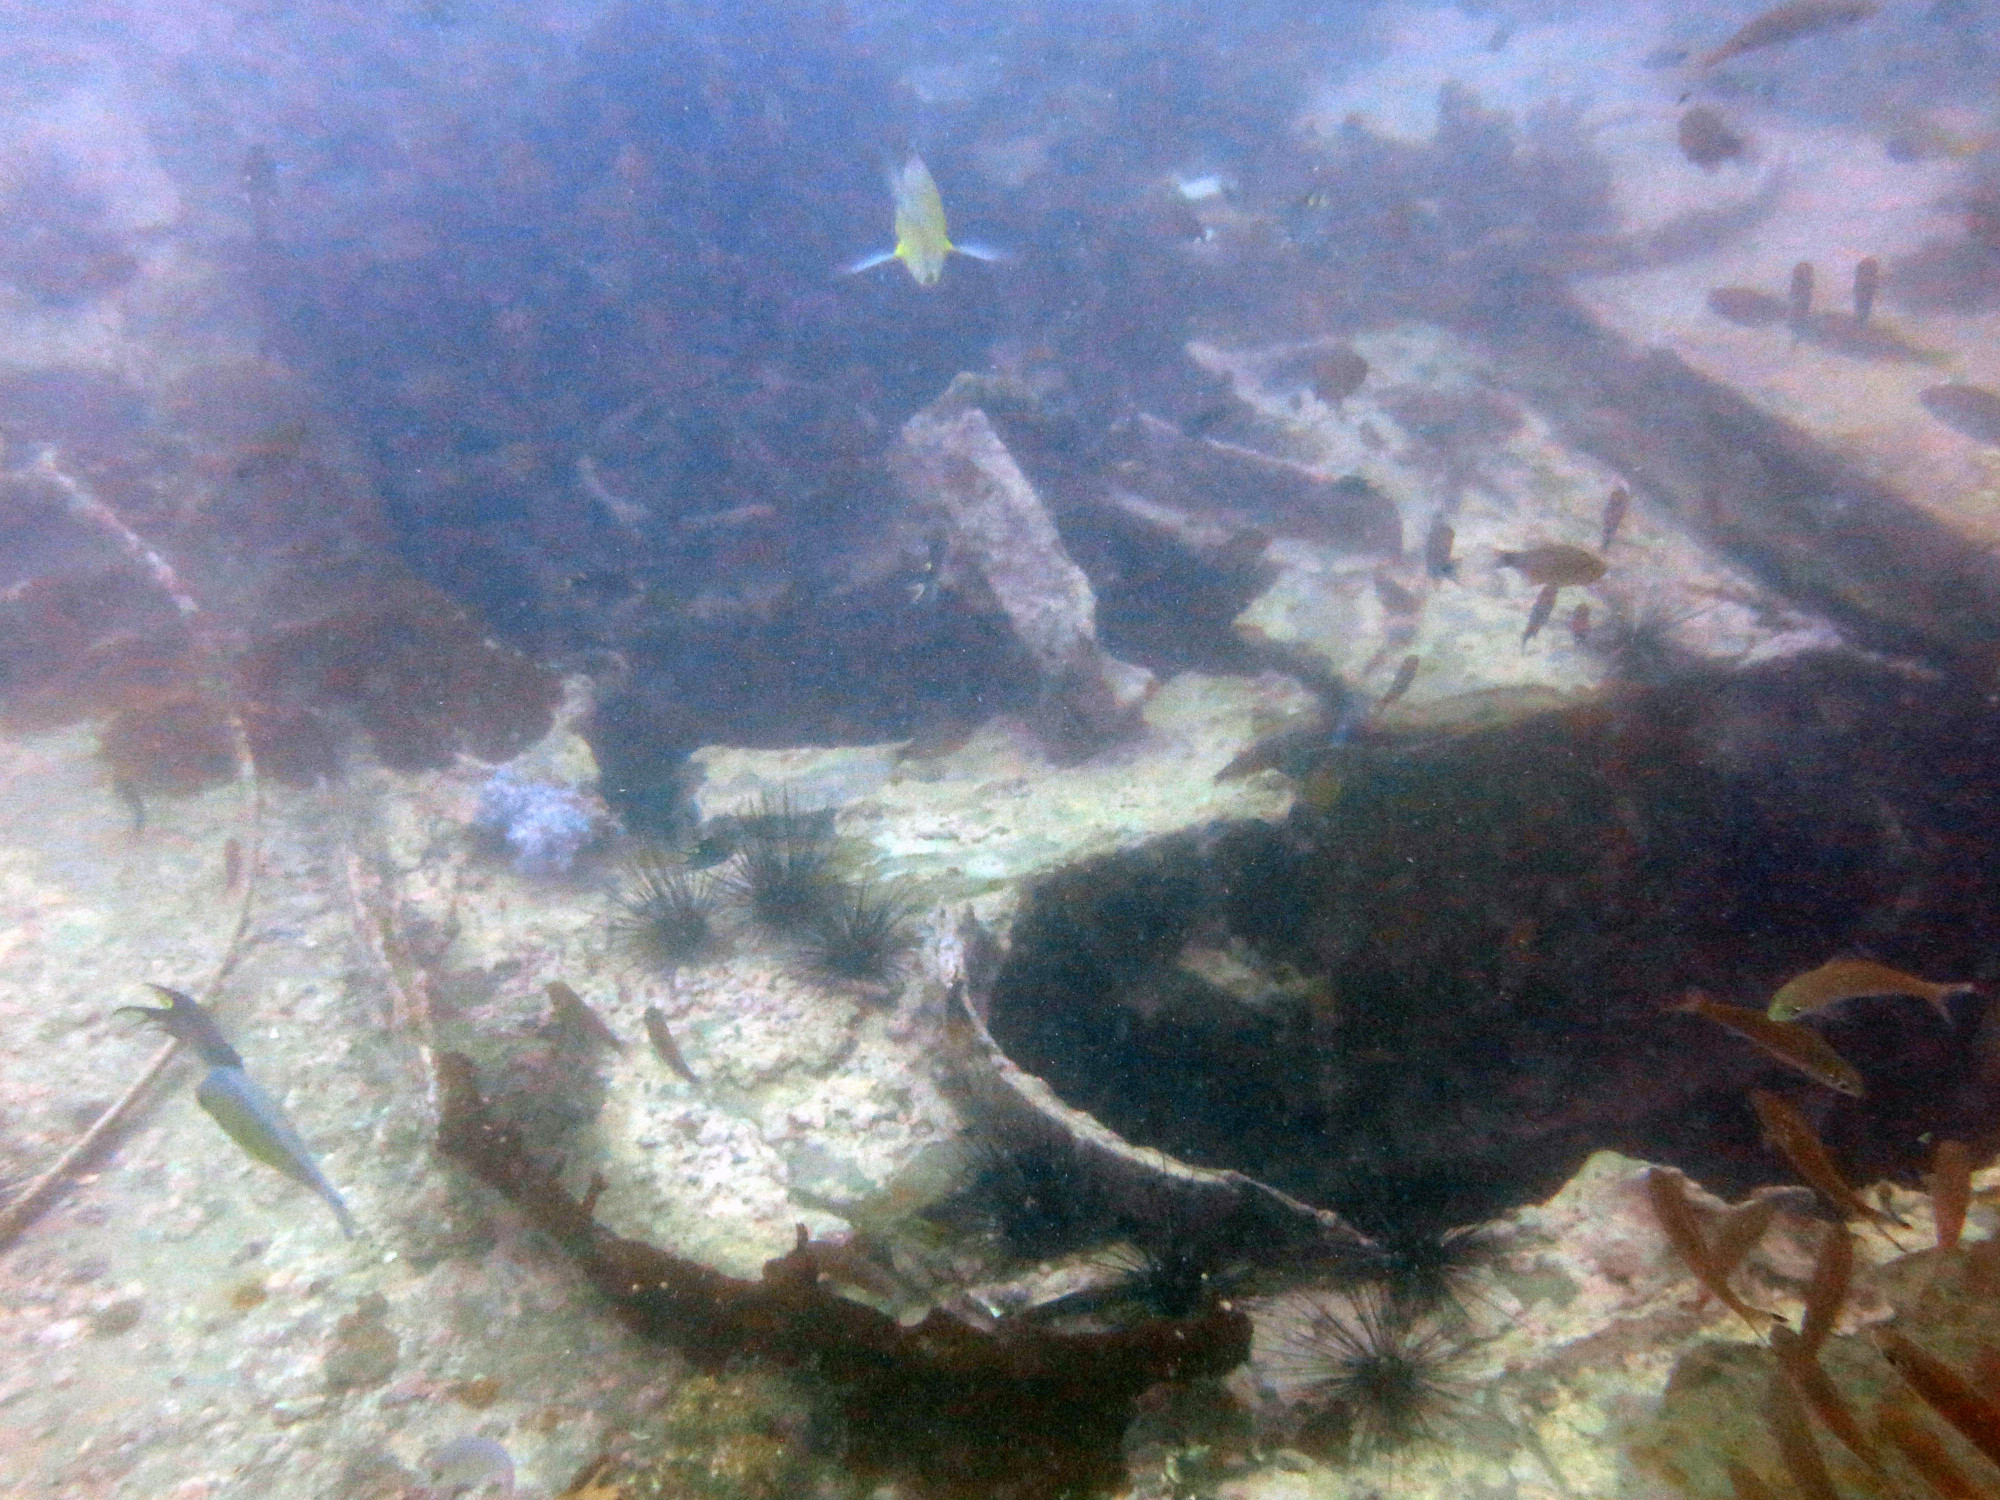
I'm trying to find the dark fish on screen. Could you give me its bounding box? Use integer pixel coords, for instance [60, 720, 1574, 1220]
[1645, 1167, 1776, 1332]
[1697, 0, 1877, 69]
[1789, 261, 1815, 326]
[1310, 347, 1369, 405]
[1679, 107, 1747, 169]
[1765, 1359, 1842, 1500]
[644, 1006, 699, 1086]
[1877, 1330, 2000, 1470]
[223, 836, 244, 894]
[546, 981, 622, 1052]
[1522, 582, 1559, 644]
[1750, 1089, 1906, 1230]
[1600, 486, 1630, 550]
[1710, 1195, 1781, 1282]
[115, 984, 243, 1068]
[1853, 256, 1880, 325]
[1378, 654, 1420, 709]
[1496, 544, 1606, 586]
[1569, 602, 1591, 643]
[1921, 384, 2000, 445]
[1213, 710, 1331, 782]
[1708, 287, 1788, 327]
[1799, 1222, 1852, 1356]
[1676, 990, 1866, 1096]
[1875, 1400, 1989, 1500]
[1770, 1323, 1890, 1477]
[1424, 515, 1456, 579]
[1930, 1139, 1972, 1254]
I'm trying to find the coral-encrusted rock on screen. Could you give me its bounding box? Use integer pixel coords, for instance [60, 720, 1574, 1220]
[893, 379, 1155, 757]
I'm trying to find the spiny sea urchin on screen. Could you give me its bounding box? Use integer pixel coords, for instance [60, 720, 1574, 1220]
[923, 1136, 1117, 1265]
[613, 851, 721, 970]
[1280, 1292, 1476, 1462]
[727, 791, 843, 933]
[795, 881, 916, 993]
[1334, 1220, 1505, 1320]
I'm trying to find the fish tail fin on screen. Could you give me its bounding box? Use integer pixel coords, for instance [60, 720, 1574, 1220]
[839, 249, 897, 277]
[1934, 983, 1979, 1024]
[951, 240, 1011, 264]
[325, 1187, 359, 1239]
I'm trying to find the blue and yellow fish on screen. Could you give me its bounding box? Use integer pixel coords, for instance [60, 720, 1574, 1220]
[843, 155, 1006, 288]
[117, 986, 356, 1238]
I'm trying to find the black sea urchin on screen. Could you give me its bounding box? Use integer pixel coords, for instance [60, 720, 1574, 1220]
[1335, 1221, 1504, 1320]
[923, 1137, 1117, 1265]
[728, 793, 842, 933]
[1283, 1293, 1475, 1461]
[796, 881, 916, 992]
[613, 852, 719, 969]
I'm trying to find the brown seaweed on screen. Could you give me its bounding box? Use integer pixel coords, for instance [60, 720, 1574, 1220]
[434, 1051, 1251, 1500]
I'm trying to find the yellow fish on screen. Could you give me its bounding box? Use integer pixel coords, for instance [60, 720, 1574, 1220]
[844, 155, 1005, 287]
[1767, 957, 1973, 1024]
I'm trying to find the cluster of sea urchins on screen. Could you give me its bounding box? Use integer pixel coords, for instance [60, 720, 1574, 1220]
[612, 790, 916, 994]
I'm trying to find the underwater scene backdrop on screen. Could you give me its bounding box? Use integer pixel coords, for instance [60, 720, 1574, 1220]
[3, 0, 2000, 1495]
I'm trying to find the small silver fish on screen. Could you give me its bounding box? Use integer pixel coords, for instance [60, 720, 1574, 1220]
[196, 1067, 357, 1238]
[117, 986, 355, 1237]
